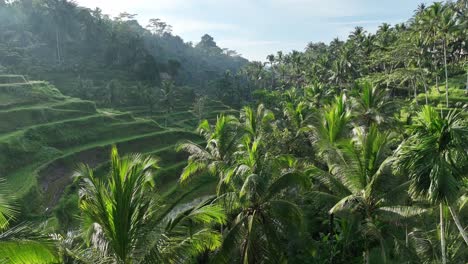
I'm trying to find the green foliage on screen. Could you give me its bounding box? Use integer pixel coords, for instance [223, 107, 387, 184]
[0, 2, 247, 107]
[0, 178, 58, 264]
[75, 146, 225, 263]
[0, 0, 466, 263]
[396, 106, 467, 204]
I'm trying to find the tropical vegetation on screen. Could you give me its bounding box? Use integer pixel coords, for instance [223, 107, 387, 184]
[0, 0, 466, 263]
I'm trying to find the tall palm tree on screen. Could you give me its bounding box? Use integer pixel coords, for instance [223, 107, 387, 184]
[160, 80, 175, 127]
[76, 146, 225, 263]
[437, 7, 457, 107]
[351, 82, 396, 129]
[310, 94, 352, 164]
[177, 114, 240, 194]
[213, 136, 305, 263]
[311, 125, 416, 263]
[241, 104, 275, 139]
[0, 179, 58, 263]
[420, 3, 457, 107]
[266, 54, 276, 88]
[396, 106, 468, 264]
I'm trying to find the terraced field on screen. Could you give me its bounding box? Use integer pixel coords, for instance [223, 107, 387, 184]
[415, 74, 468, 115]
[0, 78, 236, 224]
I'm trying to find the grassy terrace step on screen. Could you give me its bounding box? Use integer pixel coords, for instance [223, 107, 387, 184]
[0, 81, 64, 107]
[37, 129, 201, 208]
[0, 108, 99, 135]
[1, 112, 157, 166]
[1, 119, 160, 178]
[5, 127, 190, 198]
[0, 98, 96, 113]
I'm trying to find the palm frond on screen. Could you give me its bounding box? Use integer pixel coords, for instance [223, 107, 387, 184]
[0, 223, 58, 264]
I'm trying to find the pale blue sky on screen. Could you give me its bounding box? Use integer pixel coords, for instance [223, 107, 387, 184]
[76, 0, 436, 61]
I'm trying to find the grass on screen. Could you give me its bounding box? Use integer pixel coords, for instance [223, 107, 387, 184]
[414, 74, 467, 110]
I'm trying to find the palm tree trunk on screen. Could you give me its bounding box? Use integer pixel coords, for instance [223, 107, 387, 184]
[423, 80, 429, 105]
[448, 204, 468, 246]
[55, 27, 61, 65]
[364, 248, 370, 264]
[412, 79, 418, 104]
[405, 224, 409, 247]
[443, 39, 449, 107]
[440, 203, 447, 264]
[465, 67, 467, 94]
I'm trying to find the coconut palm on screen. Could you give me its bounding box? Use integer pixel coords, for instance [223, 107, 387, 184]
[420, 3, 457, 107]
[304, 81, 329, 109]
[0, 178, 58, 263]
[213, 136, 305, 263]
[437, 7, 457, 107]
[310, 94, 352, 166]
[310, 124, 417, 263]
[177, 114, 240, 194]
[160, 80, 175, 127]
[75, 146, 225, 263]
[351, 82, 396, 129]
[240, 104, 275, 140]
[395, 106, 468, 264]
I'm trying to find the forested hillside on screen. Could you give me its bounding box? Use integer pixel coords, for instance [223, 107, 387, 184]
[0, 0, 247, 105]
[0, 0, 467, 263]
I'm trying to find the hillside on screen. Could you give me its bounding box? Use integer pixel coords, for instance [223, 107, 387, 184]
[0, 1, 248, 106]
[0, 75, 235, 223]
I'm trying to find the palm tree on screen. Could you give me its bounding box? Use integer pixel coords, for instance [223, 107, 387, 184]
[213, 136, 305, 263]
[75, 146, 225, 263]
[304, 81, 329, 109]
[310, 94, 352, 164]
[177, 114, 240, 194]
[311, 125, 416, 263]
[241, 104, 275, 139]
[351, 82, 396, 129]
[192, 96, 208, 122]
[266, 54, 276, 87]
[414, 3, 426, 16]
[438, 7, 457, 107]
[420, 3, 457, 107]
[160, 80, 175, 127]
[396, 106, 468, 264]
[0, 179, 58, 263]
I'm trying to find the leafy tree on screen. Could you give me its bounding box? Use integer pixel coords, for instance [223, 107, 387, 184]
[160, 80, 175, 126]
[311, 125, 414, 263]
[214, 138, 305, 263]
[178, 114, 240, 194]
[396, 106, 468, 263]
[350, 82, 396, 129]
[75, 146, 225, 263]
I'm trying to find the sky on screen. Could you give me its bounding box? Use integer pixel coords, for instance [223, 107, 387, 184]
[74, 0, 436, 61]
